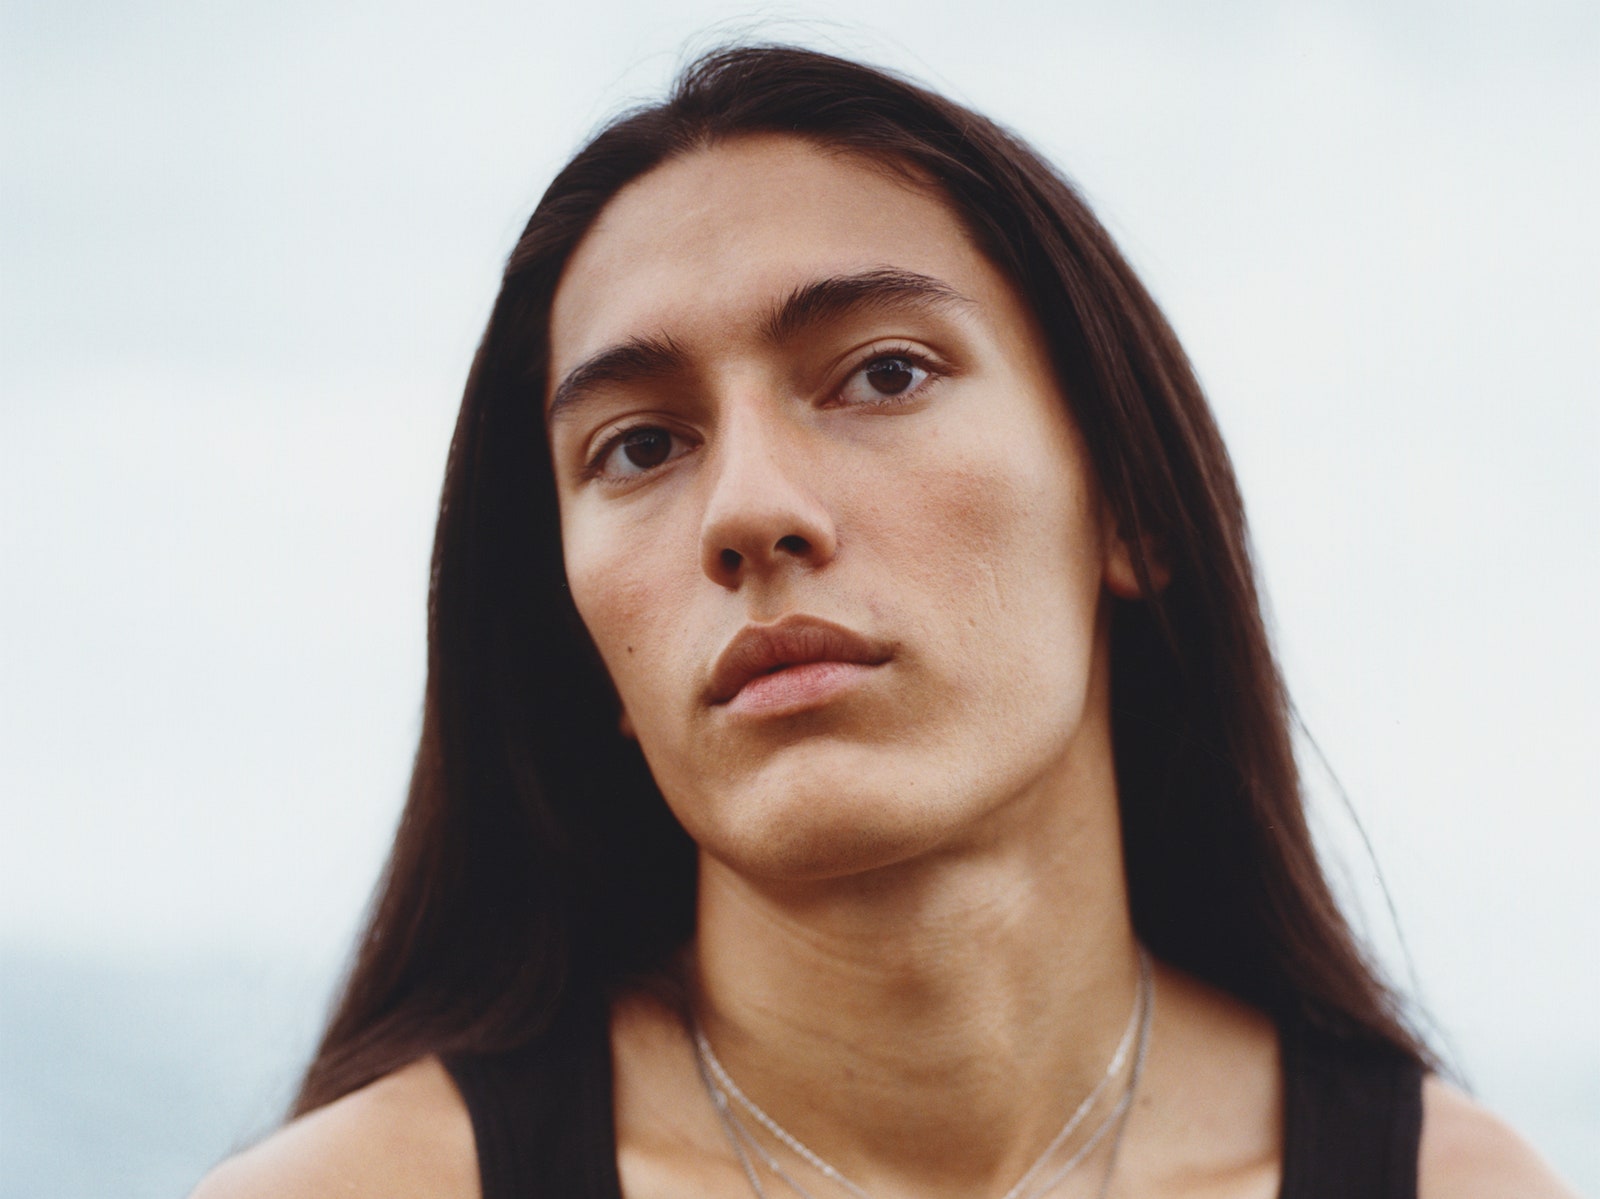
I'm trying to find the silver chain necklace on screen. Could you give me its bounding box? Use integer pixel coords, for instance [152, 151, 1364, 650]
[692, 950, 1153, 1199]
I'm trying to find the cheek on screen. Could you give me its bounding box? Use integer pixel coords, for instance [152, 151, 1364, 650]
[562, 513, 694, 713]
[859, 417, 1108, 779]
[890, 467, 1016, 623]
[875, 423, 1102, 640]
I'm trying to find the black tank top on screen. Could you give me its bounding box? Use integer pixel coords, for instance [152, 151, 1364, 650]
[445, 1002, 1423, 1199]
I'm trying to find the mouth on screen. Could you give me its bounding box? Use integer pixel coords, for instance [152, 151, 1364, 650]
[707, 616, 894, 713]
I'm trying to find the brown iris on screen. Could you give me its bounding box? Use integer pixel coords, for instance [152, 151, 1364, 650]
[865, 356, 916, 395]
[621, 428, 673, 469]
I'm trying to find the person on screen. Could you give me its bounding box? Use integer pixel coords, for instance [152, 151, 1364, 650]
[193, 44, 1574, 1199]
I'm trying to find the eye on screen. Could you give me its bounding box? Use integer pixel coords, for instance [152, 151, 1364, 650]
[835, 351, 937, 407]
[588, 424, 692, 481]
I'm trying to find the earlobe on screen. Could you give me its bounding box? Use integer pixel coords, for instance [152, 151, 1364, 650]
[1103, 521, 1169, 600]
[618, 707, 636, 740]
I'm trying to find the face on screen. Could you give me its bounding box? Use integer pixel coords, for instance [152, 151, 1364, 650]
[547, 135, 1133, 882]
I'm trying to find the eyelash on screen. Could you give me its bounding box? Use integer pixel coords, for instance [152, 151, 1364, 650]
[827, 343, 944, 410]
[581, 344, 945, 482]
[582, 423, 690, 482]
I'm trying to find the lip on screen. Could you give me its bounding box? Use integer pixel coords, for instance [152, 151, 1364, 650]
[706, 616, 894, 711]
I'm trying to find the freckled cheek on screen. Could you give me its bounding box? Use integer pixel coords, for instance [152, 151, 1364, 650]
[562, 523, 692, 707]
[872, 463, 1026, 598]
[859, 448, 1099, 663]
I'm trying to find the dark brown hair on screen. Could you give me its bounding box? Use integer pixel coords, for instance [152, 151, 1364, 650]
[295, 43, 1429, 1115]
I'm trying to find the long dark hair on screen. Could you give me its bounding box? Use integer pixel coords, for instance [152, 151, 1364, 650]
[295, 43, 1429, 1115]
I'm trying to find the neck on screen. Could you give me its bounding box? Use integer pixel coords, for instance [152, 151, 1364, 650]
[689, 764, 1140, 1198]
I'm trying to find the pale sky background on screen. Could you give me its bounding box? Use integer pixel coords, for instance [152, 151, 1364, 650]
[2, 0, 1596, 1191]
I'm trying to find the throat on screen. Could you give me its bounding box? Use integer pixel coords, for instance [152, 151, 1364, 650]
[682, 847, 1147, 1198]
[689, 952, 1155, 1199]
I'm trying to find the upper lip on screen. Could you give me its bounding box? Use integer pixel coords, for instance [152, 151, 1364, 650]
[706, 616, 894, 705]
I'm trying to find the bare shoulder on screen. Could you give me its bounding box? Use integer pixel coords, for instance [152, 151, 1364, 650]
[1418, 1076, 1577, 1199]
[1119, 962, 1282, 1194]
[189, 1056, 478, 1199]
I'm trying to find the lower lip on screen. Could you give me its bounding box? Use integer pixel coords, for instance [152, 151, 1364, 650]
[722, 661, 881, 717]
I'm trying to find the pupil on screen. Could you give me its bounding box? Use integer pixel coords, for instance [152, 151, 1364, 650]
[622, 429, 671, 468]
[867, 358, 915, 394]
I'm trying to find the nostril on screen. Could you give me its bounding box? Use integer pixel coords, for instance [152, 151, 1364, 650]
[719, 547, 742, 573]
[776, 534, 810, 556]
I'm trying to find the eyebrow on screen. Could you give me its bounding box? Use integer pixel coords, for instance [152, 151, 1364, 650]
[759, 267, 975, 343]
[546, 268, 975, 425]
[547, 333, 690, 426]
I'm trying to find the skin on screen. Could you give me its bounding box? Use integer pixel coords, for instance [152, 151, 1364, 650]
[190, 136, 1576, 1199]
[550, 134, 1153, 1196]
[548, 139, 1130, 889]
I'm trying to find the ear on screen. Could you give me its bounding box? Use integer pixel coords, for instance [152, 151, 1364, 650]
[1103, 511, 1169, 600]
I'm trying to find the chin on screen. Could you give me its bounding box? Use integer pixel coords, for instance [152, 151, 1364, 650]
[680, 752, 971, 883]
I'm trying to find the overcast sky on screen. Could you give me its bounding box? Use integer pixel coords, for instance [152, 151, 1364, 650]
[2, 0, 1596, 1180]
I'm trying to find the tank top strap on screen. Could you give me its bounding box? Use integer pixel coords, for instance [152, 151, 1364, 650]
[1277, 1020, 1424, 1199]
[447, 1002, 1425, 1199]
[443, 999, 625, 1199]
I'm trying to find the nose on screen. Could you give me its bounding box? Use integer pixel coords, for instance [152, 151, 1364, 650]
[699, 405, 838, 590]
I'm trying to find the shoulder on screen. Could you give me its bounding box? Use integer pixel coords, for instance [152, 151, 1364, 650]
[1417, 1075, 1576, 1199]
[189, 1056, 479, 1199]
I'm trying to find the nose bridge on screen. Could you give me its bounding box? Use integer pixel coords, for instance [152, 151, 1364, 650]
[699, 390, 837, 587]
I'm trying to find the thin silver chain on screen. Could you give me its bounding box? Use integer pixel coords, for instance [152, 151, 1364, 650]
[707, 1069, 1136, 1199]
[693, 949, 1153, 1199]
[695, 1025, 872, 1198]
[1030, 960, 1154, 1199]
[696, 1041, 820, 1198]
[1002, 953, 1151, 1199]
[1086, 1055, 1142, 1199]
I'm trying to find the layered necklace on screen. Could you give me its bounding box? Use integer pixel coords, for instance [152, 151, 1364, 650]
[692, 949, 1154, 1199]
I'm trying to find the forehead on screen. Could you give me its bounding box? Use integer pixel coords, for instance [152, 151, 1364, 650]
[547, 135, 1012, 381]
